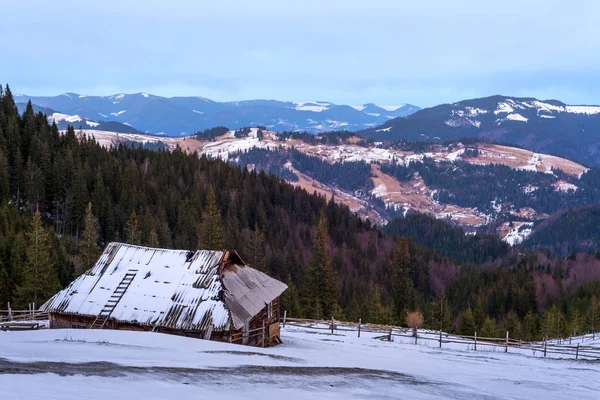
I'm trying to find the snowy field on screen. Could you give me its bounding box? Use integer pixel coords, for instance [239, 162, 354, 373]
[1, 325, 599, 399]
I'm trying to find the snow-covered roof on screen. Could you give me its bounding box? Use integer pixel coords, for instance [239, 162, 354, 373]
[41, 243, 287, 331]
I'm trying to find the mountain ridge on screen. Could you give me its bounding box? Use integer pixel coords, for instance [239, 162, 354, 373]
[13, 92, 419, 136]
[361, 94, 600, 166]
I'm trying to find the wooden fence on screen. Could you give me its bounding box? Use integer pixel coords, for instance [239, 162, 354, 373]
[0, 302, 48, 323]
[280, 314, 600, 361]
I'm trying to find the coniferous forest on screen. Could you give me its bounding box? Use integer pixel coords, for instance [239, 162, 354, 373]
[1, 84, 600, 340]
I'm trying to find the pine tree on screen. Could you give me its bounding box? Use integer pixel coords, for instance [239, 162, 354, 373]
[67, 165, 87, 247]
[367, 286, 395, 325]
[523, 311, 538, 342]
[280, 275, 302, 318]
[303, 210, 339, 319]
[200, 185, 223, 250]
[125, 210, 140, 245]
[569, 308, 582, 337]
[25, 158, 45, 212]
[80, 202, 100, 272]
[14, 211, 60, 307]
[480, 316, 497, 338]
[458, 306, 476, 336]
[0, 149, 9, 203]
[0, 262, 9, 305]
[473, 296, 486, 331]
[427, 295, 453, 332]
[392, 238, 415, 320]
[504, 311, 522, 340]
[245, 223, 266, 271]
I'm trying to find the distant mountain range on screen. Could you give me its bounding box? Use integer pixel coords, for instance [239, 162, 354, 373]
[14, 92, 419, 136]
[361, 95, 600, 166]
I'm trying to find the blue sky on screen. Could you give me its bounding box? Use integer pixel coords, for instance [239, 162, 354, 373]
[2, 0, 599, 107]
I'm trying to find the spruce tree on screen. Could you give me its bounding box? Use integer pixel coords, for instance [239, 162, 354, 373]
[0, 262, 9, 305]
[0, 148, 9, 203]
[80, 203, 100, 272]
[473, 296, 486, 331]
[458, 306, 476, 336]
[427, 295, 453, 332]
[367, 286, 395, 325]
[200, 185, 223, 250]
[280, 275, 302, 318]
[523, 311, 538, 341]
[303, 210, 340, 319]
[245, 223, 266, 271]
[570, 308, 582, 336]
[504, 311, 522, 340]
[392, 237, 415, 320]
[14, 210, 60, 307]
[480, 316, 497, 338]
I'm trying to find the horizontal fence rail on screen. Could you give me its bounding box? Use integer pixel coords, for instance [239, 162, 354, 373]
[281, 315, 600, 361]
[0, 302, 49, 323]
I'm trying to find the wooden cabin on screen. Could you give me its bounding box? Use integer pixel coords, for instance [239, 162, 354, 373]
[40, 242, 287, 346]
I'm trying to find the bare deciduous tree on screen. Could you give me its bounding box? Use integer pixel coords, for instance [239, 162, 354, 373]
[406, 311, 424, 339]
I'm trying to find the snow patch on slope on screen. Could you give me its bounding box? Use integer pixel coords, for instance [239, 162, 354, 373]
[376, 104, 406, 111]
[506, 113, 528, 122]
[294, 101, 332, 112]
[48, 112, 83, 123]
[503, 222, 533, 245]
[553, 180, 578, 192]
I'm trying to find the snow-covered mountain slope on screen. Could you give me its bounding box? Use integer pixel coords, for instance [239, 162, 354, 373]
[73, 128, 590, 236]
[361, 95, 600, 166]
[16, 102, 140, 133]
[14, 92, 419, 136]
[2, 325, 598, 400]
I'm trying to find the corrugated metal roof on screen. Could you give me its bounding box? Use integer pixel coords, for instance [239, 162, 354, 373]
[41, 243, 287, 332]
[223, 265, 288, 330]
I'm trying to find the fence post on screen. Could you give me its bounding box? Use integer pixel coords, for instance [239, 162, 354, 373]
[544, 336, 547, 357]
[439, 329, 442, 348]
[358, 318, 361, 338]
[282, 310, 287, 328]
[474, 332, 477, 351]
[388, 327, 392, 342]
[576, 343, 579, 360]
[331, 316, 334, 335]
[262, 321, 265, 348]
[569, 335, 572, 345]
[505, 331, 509, 353]
[8, 302, 11, 320]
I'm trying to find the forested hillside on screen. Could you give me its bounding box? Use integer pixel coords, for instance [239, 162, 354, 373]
[525, 204, 600, 256]
[361, 95, 600, 166]
[1, 84, 599, 340]
[381, 158, 600, 215]
[384, 214, 511, 265]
